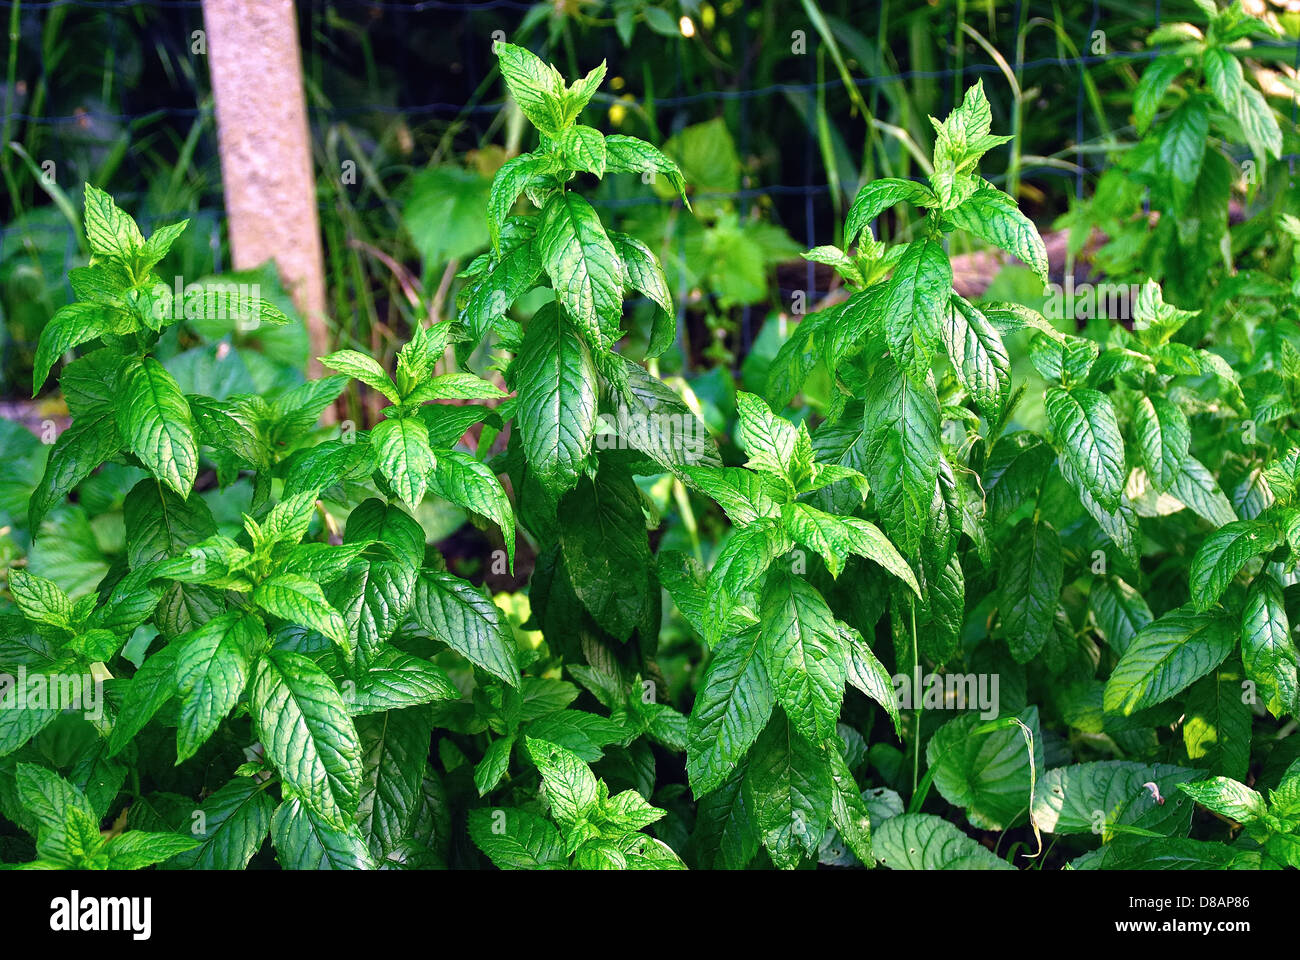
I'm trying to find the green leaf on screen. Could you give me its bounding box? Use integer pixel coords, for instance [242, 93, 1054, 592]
[734, 391, 803, 483]
[1235, 83, 1282, 166]
[137, 219, 189, 272]
[1057, 454, 1142, 567]
[320, 350, 399, 404]
[1189, 520, 1278, 611]
[1177, 776, 1267, 824]
[941, 295, 1010, 422]
[609, 360, 722, 473]
[840, 621, 903, 736]
[1135, 395, 1190, 492]
[948, 186, 1049, 284]
[861, 360, 941, 557]
[282, 438, 374, 501]
[342, 498, 425, 569]
[461, 229, 544, 339]
[603, 135, 688, 205]
[82, 183, 143, 263]
[683, 466, 781, 526]
[249, 650, 363, 829]
[552, 124, 607, 177]
[420, 403, 497, 450]
[102, 830, 199, 869]
[693, 763, 759, 869]
[561, 60, 606, 122]
[782, 503, 921, 594]
[599, 788, 664, 834]
[508, 304, 598, 498]
[882, 239, 951, 382]
[929, 82, 1012, 205]
[1204, 47, 1244, 114]
[371, 416, 435, 513]
[188, 395, 266, 469]
[0, 700, 59, 758]
[123, 478, 216, 567]
[495, 43, 568, 136]
[412, 372, 508, 402]
[271, 796, 375, 870]
[609, 231, 672, 349]
[525, 710, 630, 762]
[742, 710, 832, 869]
[1044, 386, 1125, 512]
[271, 375, 349, 443]
[525, 736, 599, 829]
[15, 763, 97, 835]
[1033, 761, 1200, 838]
[468, 807, 566, 869]
[356, 708, 434, 859]
[342, 645, 458, 716]
[258, 490, 320, 548]
[474, 735, 516, 796]
[15, 764, 101, 865]
[427, 451, 515, 570]
[1168, 455, 1237, 528]
[927, 708, 1042, 831]
[702, 518, 793, 645]
[999, 519, 1064, 663]
[1134, 55, 1186, 132]
[174, 611, 261, 763]
[31, 303, 127, 396]
[1088, 576, 1153, 657]
[873, 813, 1014, 869]
[28, 412, 122, 531]
[843, 178, 937, 246]
[171, 777, 274, 870]
[760, 571, 845, 746]
[413, 571, 519, 686]
[253, 574, 351, 652]
[116, 357, 199, 497]
[1183, 661, 1251, 780]
[686, 627, 774, 798]
[827, 747, 873, 864]
[557, 464, 652, 641]
[537, 191, 624, 346]
[488, 152, 554, 249]
[7, 569, 74, 629]
[1159, 99, 1209, 207]
[1071, 836, 1259, 870]
[107, 644, 182, 756]
[327, 553, 415, 665]
[1240, 575, 1299, 719]
[1104, 606, 1236, 715]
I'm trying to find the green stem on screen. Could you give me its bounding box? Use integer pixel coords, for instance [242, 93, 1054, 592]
[1, 0, 24, 217]
[911, 597, 921, 799]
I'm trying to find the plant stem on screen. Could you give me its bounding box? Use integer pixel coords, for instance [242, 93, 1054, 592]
[911, 597, 921, 799]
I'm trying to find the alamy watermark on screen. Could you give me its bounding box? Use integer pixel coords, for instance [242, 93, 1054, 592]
[1042, 278, 1144, 323]
[0, 665, 104, 721]
[149, 276, 268, 330]
[594, 408, 712, 463]
[892, 667, 999, 719]
[50, 891, 151, 940]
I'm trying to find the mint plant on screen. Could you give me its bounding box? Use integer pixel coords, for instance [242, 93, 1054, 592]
[0, 44, 711, 874]
[1062, 0, 1286, 306]
[469, 737, 684, 869]
[4, 33, 1299, 874]
[671, 75, 1297, 870]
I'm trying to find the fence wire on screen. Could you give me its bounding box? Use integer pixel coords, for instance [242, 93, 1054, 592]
[1, 0, 1298, 374]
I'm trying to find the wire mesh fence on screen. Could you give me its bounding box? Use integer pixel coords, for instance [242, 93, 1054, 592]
[1, 0, 1298, 380]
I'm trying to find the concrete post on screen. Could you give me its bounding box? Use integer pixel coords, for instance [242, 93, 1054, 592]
[202, 0, 328, 376]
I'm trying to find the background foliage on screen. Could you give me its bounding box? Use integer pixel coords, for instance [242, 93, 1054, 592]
[1, 0, 1299, 871]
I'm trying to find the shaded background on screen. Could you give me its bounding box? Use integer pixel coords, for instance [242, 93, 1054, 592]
[1, 0, 1298, 400]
